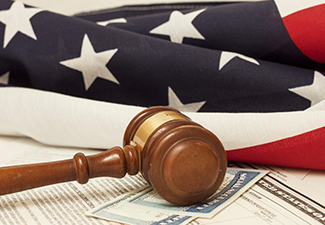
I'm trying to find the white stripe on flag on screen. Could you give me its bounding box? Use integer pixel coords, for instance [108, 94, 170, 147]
[274, 0, 325, 18]
[1, 87, 325, 151]
[187, 108, 325, 151]
[0, 87, 143, 148]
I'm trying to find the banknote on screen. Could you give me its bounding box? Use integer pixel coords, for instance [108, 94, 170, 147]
[87, 168, 268, 224]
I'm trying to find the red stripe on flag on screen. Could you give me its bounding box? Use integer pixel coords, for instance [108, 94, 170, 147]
[282, 4, 325, 63]
[227, 126, 325, 170]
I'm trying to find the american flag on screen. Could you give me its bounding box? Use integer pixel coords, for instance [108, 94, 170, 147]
[0, 0, 325, 170]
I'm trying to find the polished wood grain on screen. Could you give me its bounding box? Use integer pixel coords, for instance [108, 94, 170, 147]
[0, 106, 227, 206]
[0, 145, 138, 195]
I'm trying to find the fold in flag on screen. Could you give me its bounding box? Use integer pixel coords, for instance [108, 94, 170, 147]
[275, 0, 325, 63]
[0, 0, 325, 170]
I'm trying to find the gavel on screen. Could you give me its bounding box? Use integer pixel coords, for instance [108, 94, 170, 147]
[0, 106, 227, 206]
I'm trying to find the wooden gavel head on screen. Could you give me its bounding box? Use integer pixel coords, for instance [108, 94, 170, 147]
[123, 106, 227, 205]
[0, 106, 227, 206]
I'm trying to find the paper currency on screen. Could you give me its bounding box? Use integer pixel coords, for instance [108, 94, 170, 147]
[87, 168, 268, 224]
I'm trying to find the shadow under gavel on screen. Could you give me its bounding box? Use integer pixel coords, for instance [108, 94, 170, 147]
[0, 106, 227, 206]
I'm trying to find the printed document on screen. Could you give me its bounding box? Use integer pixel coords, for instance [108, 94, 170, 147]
[192, 162, 325, 225]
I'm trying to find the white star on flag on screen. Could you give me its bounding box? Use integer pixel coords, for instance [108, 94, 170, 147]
[0, 1, 43, 48]
[60, 34, 119, 90]
[289, 71, 325, 106]
[168, 87, 206, 112]
[0, 71, 9, 85]
[219, 51, 260, 70]
[150, 8, 206, 44]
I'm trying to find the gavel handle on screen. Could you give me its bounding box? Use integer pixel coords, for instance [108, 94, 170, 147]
[0, 145, 139, 196]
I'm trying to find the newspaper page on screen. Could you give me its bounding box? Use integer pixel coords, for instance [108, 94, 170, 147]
[191, 162, 325, 225]
[0, 136, 148, 225]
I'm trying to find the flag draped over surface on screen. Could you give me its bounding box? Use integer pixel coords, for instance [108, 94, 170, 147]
[0, 0, 325, 170]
